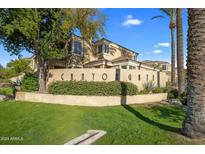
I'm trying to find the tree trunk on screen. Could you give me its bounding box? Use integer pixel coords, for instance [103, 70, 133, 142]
[182, 9, 205, 138]
[170, 25, 176, 87]
[176, 8, 185, 94]
[38, 56, 47, 93]
[34, 39, 46, 93]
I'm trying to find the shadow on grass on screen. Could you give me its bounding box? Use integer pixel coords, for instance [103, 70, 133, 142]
[119, 81, 181, 134]
[122, 105, 181, 134]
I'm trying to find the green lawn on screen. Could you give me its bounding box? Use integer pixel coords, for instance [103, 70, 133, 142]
[0, 101, 203, 145]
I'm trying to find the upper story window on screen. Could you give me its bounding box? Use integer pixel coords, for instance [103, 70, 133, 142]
[98, 43, 109, 54]
[73, 41, 82, 55]
[129, 66, 136, 70]
[162, 64, 167, 71]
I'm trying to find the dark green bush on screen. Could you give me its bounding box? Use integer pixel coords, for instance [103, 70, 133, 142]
[179, 92, 187, 105]
[167, 89, 179, 99]
[152, 87, 168, 93]
[0, 87, 14, 96]
[48, 81, 138, 96]
[21, 73, 39, 92]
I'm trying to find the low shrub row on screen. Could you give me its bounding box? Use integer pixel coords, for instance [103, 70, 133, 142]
[139, 87, 171, 94]
[48, 81, 138, 96]
[152, 87, 170, 93]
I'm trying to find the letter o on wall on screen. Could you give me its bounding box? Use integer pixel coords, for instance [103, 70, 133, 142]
[128, 74, 132, 80]
[102, 73, 108, 80]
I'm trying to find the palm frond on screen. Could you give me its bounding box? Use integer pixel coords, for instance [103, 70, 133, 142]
[160, 8, 177, 19]
[151, 15, 165, 20]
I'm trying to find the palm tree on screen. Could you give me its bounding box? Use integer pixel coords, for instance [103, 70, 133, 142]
[176, 8, 185, 94]
[74, 9, 107, 63]
[182, 9, 205, 138]
[152, 9, 177, 87]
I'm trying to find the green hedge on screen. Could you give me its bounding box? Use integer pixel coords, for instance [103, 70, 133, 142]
[0, 87, 14, 96]
[21, 73, 39, 92]
[48, 81, 138, 96]
[152, 87, 169, 93]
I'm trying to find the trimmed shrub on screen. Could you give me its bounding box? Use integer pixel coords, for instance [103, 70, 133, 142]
[0, 87, 14, 96]
[179, 92, 187, 105]
[167, 89, 179, 99]
[21, 73, 39, 92]
[152, 87, 168, 93]
[48, 81, 138, 96]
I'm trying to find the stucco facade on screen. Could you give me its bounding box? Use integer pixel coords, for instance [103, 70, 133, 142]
[47, 68, 169, 90]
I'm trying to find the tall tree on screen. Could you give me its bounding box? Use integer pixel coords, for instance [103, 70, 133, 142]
[0, 9, 68, 92]
[0, 9, 106, 92]
[182, 9, 205, 138]
[176, 8, 185, 94]
[152, 8, 177, 87]
[74, 9, 106, 62]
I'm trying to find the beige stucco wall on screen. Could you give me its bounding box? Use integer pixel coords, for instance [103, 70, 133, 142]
[47, 68, 169, 90]
[15, 92, 168, 107]
[159, 71, 169, 87]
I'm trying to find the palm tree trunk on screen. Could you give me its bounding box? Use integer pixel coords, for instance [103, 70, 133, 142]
[182, 9, 205, 138]
[170, 25, 176, 87]
[176, 8, 185, 94]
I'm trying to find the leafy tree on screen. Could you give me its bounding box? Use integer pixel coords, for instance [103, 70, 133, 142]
[152, 8, 177, 87]
[0, 63, 3, 68]
[7, 58, 32, 75]
[0, 67, 16, 79]
[0, 9, 106, 92]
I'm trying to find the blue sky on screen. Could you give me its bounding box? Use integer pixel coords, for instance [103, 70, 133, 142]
[0, 8, 188, 67]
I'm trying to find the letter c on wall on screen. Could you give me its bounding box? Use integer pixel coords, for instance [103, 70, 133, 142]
[61, 73, 64, 80]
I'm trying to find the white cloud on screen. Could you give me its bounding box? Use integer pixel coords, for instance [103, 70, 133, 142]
[122, 15, 143, 27]
[153, 50, 163, 54]
[158, 42, 170, 47]
[154, 45, 158, 48]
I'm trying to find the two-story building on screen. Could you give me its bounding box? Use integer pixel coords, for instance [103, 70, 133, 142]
[47, 34, 160, 72]
[30, 34, 170, 90]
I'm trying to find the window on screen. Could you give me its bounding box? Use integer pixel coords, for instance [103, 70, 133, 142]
[153, 75, 154, 81]
[121, 65, 127, 69]
[129, 66, 136, 70]
[162, 64, 167, 70]
[146, 74, 149, 81]
[73, 41, 82, 55]
[138, 74, 141, 81]
[98, 43, 109, 54]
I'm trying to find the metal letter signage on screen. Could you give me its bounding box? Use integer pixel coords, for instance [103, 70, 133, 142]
[128, 74, 132, 80]
[61, 73, 64, 80]
[102, 73, 108, 80]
